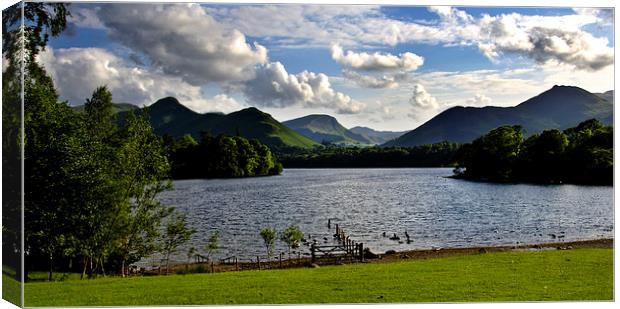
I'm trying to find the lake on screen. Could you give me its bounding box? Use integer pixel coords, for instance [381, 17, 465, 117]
[155, 168, 613, 263]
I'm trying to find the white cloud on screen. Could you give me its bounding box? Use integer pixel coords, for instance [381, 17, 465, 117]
[95, 3, 268, 85]
[331, 44, 424, 72]
[341, 70, 399, 89]
[68, 7, 105, 29]
[331, 44, 421, 89]
[409, 84, 439, 110]
[207, 5, 612, 71]
[477, 13, 613, 71]
[37, 47, 244, 114]
[186, 94, 243, 114]
[466, 93, 492, 106]
[239, 62, 364, 114]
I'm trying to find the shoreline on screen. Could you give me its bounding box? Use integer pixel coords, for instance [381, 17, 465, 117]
[164, 238, 613, 275]
[371, 238, 613, 263]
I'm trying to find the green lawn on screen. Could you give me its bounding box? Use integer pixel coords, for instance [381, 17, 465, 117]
[24, 248, 613, 306]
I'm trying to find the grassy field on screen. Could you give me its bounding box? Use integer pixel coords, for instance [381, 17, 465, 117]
[24, 248, 613, 306]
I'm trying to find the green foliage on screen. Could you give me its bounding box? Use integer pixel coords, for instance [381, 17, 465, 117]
[167, 134, 283, 179]
[23, 249, 613, 305]
[161, 212, 195, 275]
[279, 142, 460, 168]
[279, 225, 304, 255]
[454, 119, 612, 185]
[205, 231, 220, 259]
[259, 228, 277, 258]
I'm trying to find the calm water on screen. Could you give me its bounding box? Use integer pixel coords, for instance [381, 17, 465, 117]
[155, 168, 613, 263]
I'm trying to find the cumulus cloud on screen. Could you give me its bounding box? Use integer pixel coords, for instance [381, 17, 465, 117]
[466, 93, 492, 106]
[331, 44, 424, 72]
[68, 6, 105, 29]
[208, 5, 611, 71]
[477, 13, 613, 71]
[341, 70, 399, 89]
[186, 94, 243, 114]
[409, 84, 439, 110]
[94, 3, 268, 85]
[331, 44, 422, 89]
[37, 47, 242, 114]
[239, 62, 364, 114]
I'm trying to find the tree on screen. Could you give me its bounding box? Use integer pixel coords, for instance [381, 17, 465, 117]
[516, 129, 568, 182]
[280, 225, 304, 256]
[205, 231, 220, 261]
[112, 110, 174, 277]
[453, 125, 523, 181]
[259, 228, 277, 259]
[186, 247, 196, 273]
[161, 212, 195, 275]
[3, 1, 70, 282]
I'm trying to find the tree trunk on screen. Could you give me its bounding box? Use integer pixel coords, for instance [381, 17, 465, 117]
[81, 256, 87, 280]
[121, 259, 126, 278]
[100, 257, 106, 277]
[48, 252, 53, 281]
[165, 253, 170, 275]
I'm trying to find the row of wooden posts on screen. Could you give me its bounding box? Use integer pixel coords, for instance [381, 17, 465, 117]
[310, 222, 364, 263]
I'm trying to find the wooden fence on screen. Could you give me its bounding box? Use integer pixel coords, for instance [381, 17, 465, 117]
[310, 224, 364, 264]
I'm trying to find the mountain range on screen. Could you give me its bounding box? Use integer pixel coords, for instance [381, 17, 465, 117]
[282, 115, 408, 145]
[384, 85, 613, 147]
[123, 97, 319, 150]
[75, 85, 612, 150]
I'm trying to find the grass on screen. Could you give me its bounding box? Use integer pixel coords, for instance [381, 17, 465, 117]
[2, 266, 22, 307]
[24, 248, 613, 306]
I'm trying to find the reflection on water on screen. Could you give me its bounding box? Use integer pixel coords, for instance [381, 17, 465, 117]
[156, 168, 613, 262]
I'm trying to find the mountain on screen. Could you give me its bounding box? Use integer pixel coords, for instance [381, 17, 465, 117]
[349, 126, 408, 145]
[283, 114, 371, 145]
[384, 85, 613, 147]
[135, 97, 319, 150]
[595, 90, 614, 103]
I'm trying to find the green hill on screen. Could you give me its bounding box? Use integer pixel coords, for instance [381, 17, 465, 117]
[283, 114, 371, 145]
[384, 86, 613, 147]
[143, 97, 319, 150]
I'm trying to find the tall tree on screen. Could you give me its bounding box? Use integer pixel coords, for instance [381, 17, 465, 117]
[3, 1, 70, 283]
[161, 212, 195, 275]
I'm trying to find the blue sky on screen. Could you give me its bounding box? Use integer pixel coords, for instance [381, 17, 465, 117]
[39, 2, 614, 131]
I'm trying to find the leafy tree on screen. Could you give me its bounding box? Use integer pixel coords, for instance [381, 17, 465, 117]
[454, 125, 523, 181]
[280, 225, 304, 256]
[186, 247, 196, 273]
[205, 231, 220, 261]
[259, 228, 277, 259]
[453, 119, 612, 185]
[112, 110, 174, 277]
[161, 212, 195, 275]
[3, 1, 70, 282]
[516, 129, 568, 182]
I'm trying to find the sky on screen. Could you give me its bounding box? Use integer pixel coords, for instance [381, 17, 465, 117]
[34, 1, 615, 131]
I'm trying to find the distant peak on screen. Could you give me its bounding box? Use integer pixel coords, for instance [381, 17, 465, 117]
[153, 96, 181, 104]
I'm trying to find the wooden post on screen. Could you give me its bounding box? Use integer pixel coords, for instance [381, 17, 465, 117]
[359, 243, 364, 262]
[257, 256, 261, 270]
[311, 244, 316, 263]
[279, 252, 283, 268]
[211, 261, 214, 274]
[235, 257, 238, 271]
[335, 224, 339, 238]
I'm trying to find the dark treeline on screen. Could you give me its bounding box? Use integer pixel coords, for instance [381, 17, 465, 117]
[453, 119, 613, 185]
[279, 142, 460, 168]
[163, 133, 283, 179]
